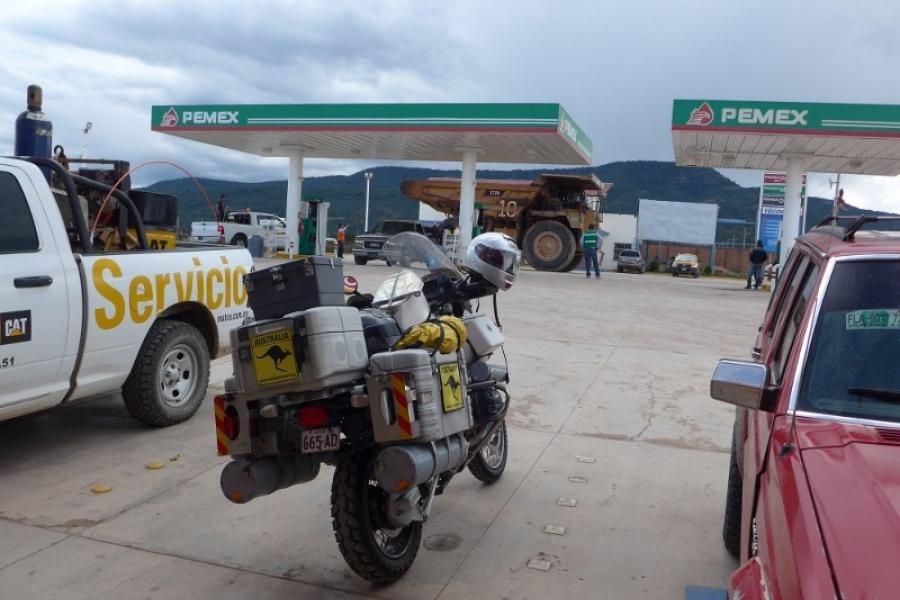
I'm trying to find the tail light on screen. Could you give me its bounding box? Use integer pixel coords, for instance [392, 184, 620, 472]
[223, 405, 240, 440]
[298, 405, 329, 429]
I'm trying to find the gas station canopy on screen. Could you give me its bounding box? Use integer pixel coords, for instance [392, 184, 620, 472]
[671, 99, 900, 262]
[151, 103, 591, 164]
[672, 99, 900, 174]
[151, 102, 592, 255]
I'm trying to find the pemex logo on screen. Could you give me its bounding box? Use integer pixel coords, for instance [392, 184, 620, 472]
[160, 107, 178, 127]
[687, 102, 714, 126]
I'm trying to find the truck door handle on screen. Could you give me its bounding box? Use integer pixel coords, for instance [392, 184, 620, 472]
[14, 275, 53, 288]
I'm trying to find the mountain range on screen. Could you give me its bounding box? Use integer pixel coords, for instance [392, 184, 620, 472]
[143, 160, 895, 243]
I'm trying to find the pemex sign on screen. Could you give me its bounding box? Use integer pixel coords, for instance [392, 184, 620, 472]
[673, 99, 900, 136]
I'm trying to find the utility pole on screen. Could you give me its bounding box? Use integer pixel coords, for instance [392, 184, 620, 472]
[830, 173, 843, 220]
[80, 121, 92, 158]
[364, 171, 373, 232]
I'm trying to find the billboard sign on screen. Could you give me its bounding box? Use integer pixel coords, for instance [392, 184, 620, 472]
[637, 199, 718, 246]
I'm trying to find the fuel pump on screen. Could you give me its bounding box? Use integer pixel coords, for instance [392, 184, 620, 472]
[297, 199, 330, 255]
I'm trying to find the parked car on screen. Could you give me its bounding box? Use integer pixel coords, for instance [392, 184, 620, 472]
[671, 253, 700, 278]
[191, 210, 287, 248]
[352, 219, 436, 265]
[616, 249, 646, 273]
[711, 216, 900, 599]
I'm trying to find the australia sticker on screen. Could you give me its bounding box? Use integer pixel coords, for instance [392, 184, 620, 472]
[1, 310, 31, 345]
[687, 102, 714, 126]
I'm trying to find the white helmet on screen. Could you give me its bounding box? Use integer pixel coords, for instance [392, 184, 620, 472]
[465, 232, 522, 291]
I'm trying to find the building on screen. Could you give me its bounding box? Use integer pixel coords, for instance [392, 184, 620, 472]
[598, 213, 638, 270]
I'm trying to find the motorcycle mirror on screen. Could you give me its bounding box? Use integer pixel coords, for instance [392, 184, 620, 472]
[343, 275, 359, 295]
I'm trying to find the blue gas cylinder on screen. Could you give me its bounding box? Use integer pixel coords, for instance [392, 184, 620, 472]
[14, 85, 53, 160]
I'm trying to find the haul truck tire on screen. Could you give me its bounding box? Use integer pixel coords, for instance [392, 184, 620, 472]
[331, 452, 422, 583]
[523, 221, 576, 272]
[123, 320, 210, 427]
[564, 253, 583, 273]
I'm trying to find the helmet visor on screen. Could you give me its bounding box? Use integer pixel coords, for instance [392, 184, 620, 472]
[474, 243, 520, 276]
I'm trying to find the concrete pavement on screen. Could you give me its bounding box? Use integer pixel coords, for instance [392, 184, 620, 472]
[0, 263, 768, 599]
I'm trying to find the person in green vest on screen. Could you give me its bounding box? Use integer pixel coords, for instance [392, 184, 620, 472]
[581, 224, 601, 279]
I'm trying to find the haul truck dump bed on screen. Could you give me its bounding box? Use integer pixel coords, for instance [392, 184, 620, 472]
[401, 174, 612, 272]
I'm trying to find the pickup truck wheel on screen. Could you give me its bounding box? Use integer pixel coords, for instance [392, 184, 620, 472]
[230, 234, 248, 247]
[122, 320, 210, 427]
[723, 429, 743, 558]
[331, 453, 422, 583]
[523, 221, 576, 272]
[354, 255, 368, 266]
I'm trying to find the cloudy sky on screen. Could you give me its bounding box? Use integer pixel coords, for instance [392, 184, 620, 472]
[1, 0, 899, 212]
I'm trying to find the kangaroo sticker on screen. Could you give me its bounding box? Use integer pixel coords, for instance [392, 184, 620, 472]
[250, 328, 299, 385]
[440, 363, 464, 412]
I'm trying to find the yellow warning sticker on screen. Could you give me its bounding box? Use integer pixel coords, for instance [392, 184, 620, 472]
[251, 328, 298, 385]
[439, 363, 464, 412]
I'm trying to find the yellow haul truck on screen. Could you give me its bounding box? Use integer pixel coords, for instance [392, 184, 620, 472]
[401, 174, 612, 272]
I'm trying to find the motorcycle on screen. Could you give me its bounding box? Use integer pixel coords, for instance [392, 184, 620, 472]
[216, 231, 521, 583]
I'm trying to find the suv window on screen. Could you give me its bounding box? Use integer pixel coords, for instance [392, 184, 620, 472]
[799, 260, 900, 422]
[620, 250, 639, 257]
[772, 260, 820, 382]
[0, 172, 39, 253]
[764, 249, 803, 338]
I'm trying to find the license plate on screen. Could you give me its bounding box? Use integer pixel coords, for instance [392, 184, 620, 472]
[301, 427, 340, 454]
[366, 242, 380, 248]
[250, 328, 298, 385]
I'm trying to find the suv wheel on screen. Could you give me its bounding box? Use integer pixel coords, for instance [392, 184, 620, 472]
[354, 255, 368, 266]
[723, 428, 743, 558]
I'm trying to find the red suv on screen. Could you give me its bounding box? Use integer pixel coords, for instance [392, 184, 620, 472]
[711, 216, 900, 599]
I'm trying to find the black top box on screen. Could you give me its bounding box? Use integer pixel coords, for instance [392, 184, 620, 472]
[243, 256, 345, 320]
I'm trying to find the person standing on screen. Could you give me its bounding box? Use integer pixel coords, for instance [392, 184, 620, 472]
[746, 240, 768, 289]
[216, 194, 227, 222]
[580, 224, 601, 279]
[336, 223, 347, 258]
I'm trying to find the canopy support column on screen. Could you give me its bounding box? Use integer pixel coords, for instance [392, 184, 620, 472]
[458, 148, 479, 257]
[780, 156, 805, 265]
[286, 152, 304, 258]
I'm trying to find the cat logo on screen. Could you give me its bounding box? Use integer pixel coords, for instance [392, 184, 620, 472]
[1, 310, 31, 345]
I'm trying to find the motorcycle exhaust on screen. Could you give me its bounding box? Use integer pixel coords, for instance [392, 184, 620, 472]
[220, 455, 320, 504]
[374, 435, 468, 493]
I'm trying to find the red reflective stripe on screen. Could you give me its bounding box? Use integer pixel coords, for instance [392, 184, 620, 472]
[391, 373, 413, 439]
[214, 396, 228, 455]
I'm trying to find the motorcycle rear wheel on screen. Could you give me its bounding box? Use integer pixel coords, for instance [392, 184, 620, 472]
[331, 452, 422, 583]
[468, 421, 508, 484]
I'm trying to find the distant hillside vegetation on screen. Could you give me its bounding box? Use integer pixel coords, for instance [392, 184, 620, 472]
[143, 160, 893, 242]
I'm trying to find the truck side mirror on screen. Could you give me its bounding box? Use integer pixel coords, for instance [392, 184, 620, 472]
[710, 360, 774, 411]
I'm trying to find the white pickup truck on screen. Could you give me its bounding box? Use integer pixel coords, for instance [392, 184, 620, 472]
[0, 158, 254, 426]
[191, 210, 287, 249]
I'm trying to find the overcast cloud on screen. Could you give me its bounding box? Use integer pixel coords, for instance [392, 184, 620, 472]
[1, 0, 899, 212]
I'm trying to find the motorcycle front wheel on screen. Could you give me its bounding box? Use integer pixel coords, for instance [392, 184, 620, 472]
[331, 452, 422, 584]
[467, 420, 508, 484]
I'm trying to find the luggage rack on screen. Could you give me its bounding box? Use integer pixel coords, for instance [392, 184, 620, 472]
[814, 215, 900, 241]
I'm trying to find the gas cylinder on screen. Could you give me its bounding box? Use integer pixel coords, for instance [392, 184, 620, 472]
[15, 85, 53, 180]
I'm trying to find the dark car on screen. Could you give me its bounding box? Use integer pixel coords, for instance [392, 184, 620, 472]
[616, 249, 646, 273]
[352, 220, 436, 265]
[710, 215, 900, 598]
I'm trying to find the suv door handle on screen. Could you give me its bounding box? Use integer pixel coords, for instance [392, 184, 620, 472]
[14, 275, 53, 288]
